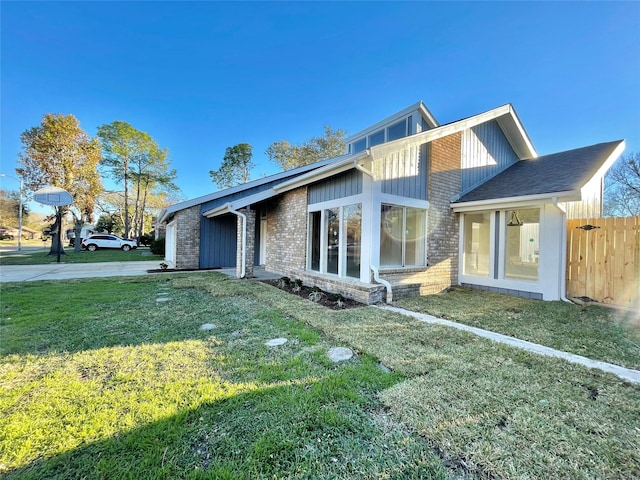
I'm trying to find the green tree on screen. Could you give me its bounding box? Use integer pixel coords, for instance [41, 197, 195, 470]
[266, 126, 346, 171]
[97, 121, 155, 238]
[17, 113, 102, 254]
[604, 152, 640, 217]
[209, 143, 254, 189]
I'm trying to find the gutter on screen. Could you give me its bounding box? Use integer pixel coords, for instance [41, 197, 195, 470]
[227, 204, 247, 279]
[355, 152, 393, 304]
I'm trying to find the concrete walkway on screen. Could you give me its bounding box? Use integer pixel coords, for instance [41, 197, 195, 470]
[379, 305, 640, 384]
[0, 261, 161, 282]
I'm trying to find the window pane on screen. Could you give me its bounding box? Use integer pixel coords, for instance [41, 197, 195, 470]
[380, 205, 403, 266]
[405, 208, 426, 266]
[309, 211, 321, 271]
[352, 138, 366, 153]
[505, 209, 539, 281]
[369, 129, 385, 147]
[463, 212, 491, 276]
[326, 208, 340, 274]
[344, 204, 362, 278]
[387, 119, 407, 141]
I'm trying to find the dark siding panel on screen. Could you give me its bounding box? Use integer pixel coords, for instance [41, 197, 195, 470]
[200, 215, 237, 268]
[308, 169, 362, 204]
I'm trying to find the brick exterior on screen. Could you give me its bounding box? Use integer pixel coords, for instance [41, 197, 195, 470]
[236, 209, 256, 278]
[423, 133, 462, 294]
[174, 205, 200, 269]
[265, 188, 308, 277]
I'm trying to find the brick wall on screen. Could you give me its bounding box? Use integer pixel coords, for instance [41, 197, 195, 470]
[424, 132, 462, 293]
[175, 205, 200, 269]
[265, 188, 308, 277]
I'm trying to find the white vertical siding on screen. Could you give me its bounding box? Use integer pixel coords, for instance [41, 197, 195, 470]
[561, 177, 603, 219]
[374, 143, 428, 200]
[461, 121, 519, 193]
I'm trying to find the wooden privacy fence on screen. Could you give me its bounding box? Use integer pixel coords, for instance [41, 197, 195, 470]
[567, 217, 639, 308]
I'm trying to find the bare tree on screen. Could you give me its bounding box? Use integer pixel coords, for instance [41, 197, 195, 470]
[604, 152, 640, 217]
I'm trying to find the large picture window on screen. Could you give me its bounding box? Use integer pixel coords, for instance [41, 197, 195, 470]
[380, 204, 426, 267]
[308, 203, 362, 278]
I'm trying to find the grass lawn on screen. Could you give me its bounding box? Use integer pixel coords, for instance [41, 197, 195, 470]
[0, 246, 162, 265]
[394, 286, 640, 370]
[2, 274, 639, 479]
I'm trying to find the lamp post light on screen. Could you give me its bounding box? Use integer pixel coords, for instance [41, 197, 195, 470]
[0, 173, 23, 251]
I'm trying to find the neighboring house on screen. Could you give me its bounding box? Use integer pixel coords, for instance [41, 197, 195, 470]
[158, 101, 624, 304]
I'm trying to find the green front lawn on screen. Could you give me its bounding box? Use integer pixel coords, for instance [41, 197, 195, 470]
[2, 274, 639, 479]
[0, 247, 162, 265]
[394, 286, 640, 370]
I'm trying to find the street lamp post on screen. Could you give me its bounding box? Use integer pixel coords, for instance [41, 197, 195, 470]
[0, 173, 23, 251]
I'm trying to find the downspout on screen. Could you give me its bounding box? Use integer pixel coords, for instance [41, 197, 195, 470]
[552, 198, 572, 304]
[354, 154, 393, 304]
[228, 204, 247, 279]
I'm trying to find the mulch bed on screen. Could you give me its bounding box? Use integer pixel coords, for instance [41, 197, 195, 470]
[261, 279, 364, 310]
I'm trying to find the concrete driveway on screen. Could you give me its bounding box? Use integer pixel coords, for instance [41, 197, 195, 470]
[0, 261, 161, 282]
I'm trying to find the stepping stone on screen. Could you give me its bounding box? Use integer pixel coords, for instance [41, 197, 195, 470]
[327, 347, 353, 362]
[265, 337, 288, 347]
[199, 323, 216, 331]
[378, 362, 392, 373]
[156, 297, 170, 302]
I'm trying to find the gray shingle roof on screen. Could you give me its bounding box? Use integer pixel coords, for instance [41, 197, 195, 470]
[454, 140, 624, 204]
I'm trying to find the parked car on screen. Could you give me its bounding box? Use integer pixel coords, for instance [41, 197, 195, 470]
[81, 234, 137, 251]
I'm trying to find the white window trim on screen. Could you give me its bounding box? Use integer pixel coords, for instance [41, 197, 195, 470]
[458, 209, 544, 293]
[379, 204, 428, 269]
[307, 201, 362, 279]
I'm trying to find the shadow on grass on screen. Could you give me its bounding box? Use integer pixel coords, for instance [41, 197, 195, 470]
[3, 363, 449, 480]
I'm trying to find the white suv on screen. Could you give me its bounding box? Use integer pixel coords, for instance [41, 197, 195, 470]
[82, 234, 137, 251]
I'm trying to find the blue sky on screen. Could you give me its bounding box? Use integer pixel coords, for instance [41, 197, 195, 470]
[2, 1, 639, 213]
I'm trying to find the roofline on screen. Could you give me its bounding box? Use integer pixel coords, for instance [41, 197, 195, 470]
[451, 190, 581, 212]
[202, 188, 280, 218]
[272, 153, 370, 194]
[370, 104, 537, 159]
[158, 155, 344, 223]
[345, 100, 439, 143]
[589, 140, 626, 183]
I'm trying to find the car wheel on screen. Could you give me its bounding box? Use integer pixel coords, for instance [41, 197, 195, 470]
[121, 244, 131, 251]
[87, 244, 98, 251]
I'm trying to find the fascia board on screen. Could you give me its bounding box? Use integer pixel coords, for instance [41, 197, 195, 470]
[202, 188, 279, 218]
[160, 157, 341, 221]
[451, 190, 581, 212]
[345, 101, 433, 142]
[588, 140, 626, 185]
[273, 156, 361, 194]
[370, 104, 517, 157]
[496, 105, 537, 159]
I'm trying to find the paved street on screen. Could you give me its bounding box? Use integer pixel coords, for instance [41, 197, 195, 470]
[0, 261, 161, 282]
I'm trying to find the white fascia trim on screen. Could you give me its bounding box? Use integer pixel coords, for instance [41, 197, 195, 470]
[379, 193, 429, 210]
[451, 190, 581, 212]
[345, 101, 439, 143]
[370, 104, 535, 159]
[589, 140, 626, 184]
[202, 188, 278, 218]
[160, 156, 342, 221]
[307, 194, 364, 212]
[273, 154, 368, 194]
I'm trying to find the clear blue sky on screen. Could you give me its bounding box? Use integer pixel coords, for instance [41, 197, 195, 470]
[2, 1, 639, 213]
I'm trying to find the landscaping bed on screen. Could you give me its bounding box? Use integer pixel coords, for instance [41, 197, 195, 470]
[262, 277, 365, 310]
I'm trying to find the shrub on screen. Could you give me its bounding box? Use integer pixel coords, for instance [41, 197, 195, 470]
[150, 237, 165, 255]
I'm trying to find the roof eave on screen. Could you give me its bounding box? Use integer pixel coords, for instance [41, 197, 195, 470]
[273, 154, 368, 194]
[451, 190, 581, 212]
